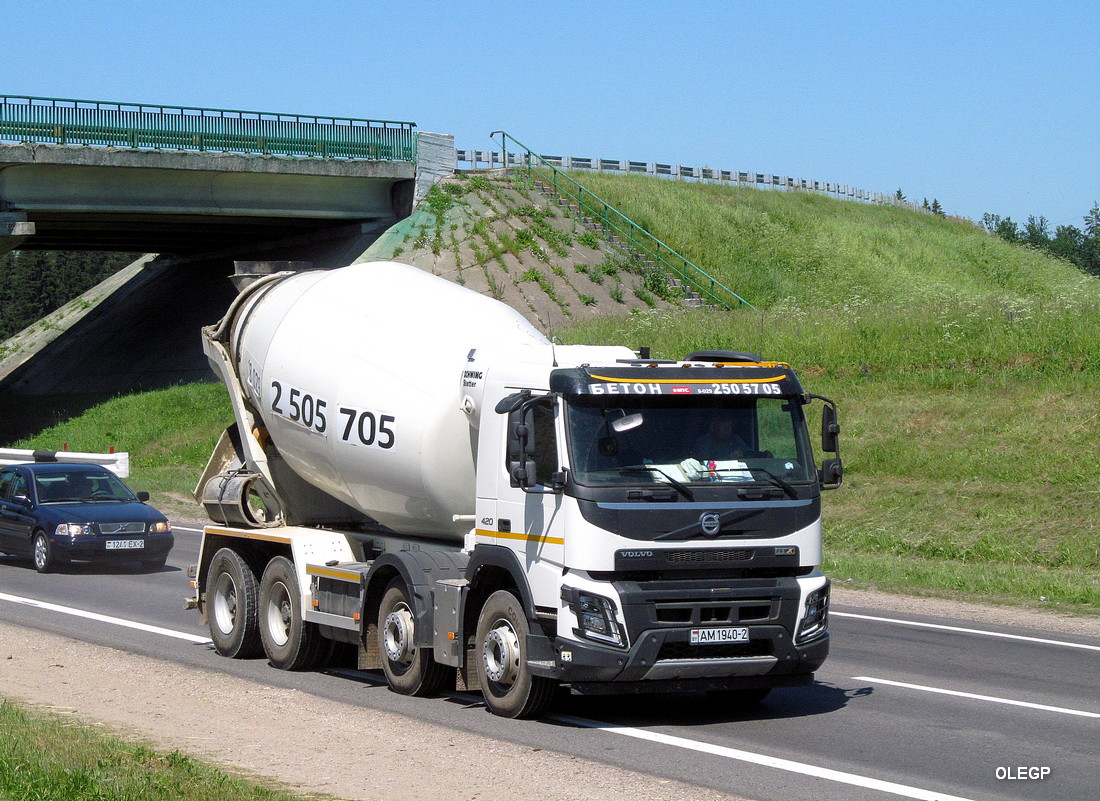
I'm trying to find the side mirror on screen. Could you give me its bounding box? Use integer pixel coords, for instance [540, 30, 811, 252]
[507, 407, 537, 490]
[819, 458, 843, 489]
[821, 404, 840, 454]
[12, 494, 33, 508]
[137, 491, 150, 502]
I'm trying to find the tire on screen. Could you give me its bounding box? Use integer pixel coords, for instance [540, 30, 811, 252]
[206, 547, 263, 658]
[33, 531, 59, 573]
[475, 590, 557, 719]
[378, 578, 452, 696]
[258, 556, 327, 670]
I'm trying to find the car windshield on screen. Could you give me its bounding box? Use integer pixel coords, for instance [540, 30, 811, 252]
[566, 394, 815, 487]
[34, 470, 136, 503]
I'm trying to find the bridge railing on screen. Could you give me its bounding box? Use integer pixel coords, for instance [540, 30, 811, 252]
[490, 131, 756, 312]
[0, 95, 417, 161]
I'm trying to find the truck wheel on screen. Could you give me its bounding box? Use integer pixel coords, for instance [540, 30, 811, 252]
[206, 547, 262, 658]
[259, 556, 328, 670]
[378, 579, 452, 696]
[475, 590, 557, 719]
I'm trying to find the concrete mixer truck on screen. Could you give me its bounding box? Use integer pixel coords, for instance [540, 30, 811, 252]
[187, 260, 842, 718]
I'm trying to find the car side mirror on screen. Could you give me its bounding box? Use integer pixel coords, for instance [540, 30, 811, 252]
[137, 491, 150, 502]
[12, 494, 33, 508]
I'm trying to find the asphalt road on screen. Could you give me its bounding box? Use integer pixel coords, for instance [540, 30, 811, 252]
[1, 525, 1096, 801]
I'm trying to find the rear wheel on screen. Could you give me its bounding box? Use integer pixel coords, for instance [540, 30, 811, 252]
[206, 547, 262, 658]
[259, 556, 328, 670]
[378, 578, 452, 695]
[475, 590, 557, 718]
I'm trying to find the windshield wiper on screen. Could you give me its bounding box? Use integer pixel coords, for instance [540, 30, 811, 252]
[618, 466, 695, 501]
[714, 466, 797, 498]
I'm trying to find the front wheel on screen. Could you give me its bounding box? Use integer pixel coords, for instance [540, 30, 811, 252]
[206, 547, 262, 658]
[378, 579, 452, 696]
[475, 590, 557, 719]
[258, 556, 328, 670]
[33, 531, 60, 573]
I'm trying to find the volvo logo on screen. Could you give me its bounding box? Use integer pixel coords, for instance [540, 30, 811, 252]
[620, 550, 654, 558]
[699, 512, 722, 535]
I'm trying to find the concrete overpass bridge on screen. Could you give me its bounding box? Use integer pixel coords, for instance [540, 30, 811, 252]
[0, 95, 453, 265]
[0, 95, 455, 441]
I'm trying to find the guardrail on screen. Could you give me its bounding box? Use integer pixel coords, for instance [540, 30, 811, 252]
[0, 448, 129, 477]
[489, 132, 756, 312]
[0, 95, 417, 162]
[458, 148, 923, 212]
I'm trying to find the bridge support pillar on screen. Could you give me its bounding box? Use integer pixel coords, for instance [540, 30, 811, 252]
[0, 213, 34, 256]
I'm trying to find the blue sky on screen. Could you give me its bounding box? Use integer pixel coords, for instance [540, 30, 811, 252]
[5, 0, 1097, 228]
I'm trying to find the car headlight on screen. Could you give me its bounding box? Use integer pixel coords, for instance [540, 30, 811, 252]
[796, 585, 829, 643]
[148, 521, 171, 533]
[55, 523, 92, 538]
[571, 591, 625, 647]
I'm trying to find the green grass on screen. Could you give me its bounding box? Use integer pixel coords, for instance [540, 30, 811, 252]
[0, 699, 316, 801]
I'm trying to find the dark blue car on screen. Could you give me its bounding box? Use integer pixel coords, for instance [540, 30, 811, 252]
[0, 462, 173, 572]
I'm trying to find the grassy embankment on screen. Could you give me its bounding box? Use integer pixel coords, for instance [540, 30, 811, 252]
[0, 699, 312, 801]
[9, 173, 1099, 613]
[565, 172, 1100, 611]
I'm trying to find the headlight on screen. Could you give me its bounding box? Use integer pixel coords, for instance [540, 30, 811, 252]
[55, 523, 92, 537]
[797, 585, 829, 643]
[572, 591, 625, 647]
[149, 521, 171, 533]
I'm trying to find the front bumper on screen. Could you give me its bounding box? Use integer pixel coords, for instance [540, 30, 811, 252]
[548, 626, 828, 689]
[52, 533, 174, 562]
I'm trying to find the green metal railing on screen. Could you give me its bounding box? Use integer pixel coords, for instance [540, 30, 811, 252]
[0, 95, 417, 161]
[491, 131, 755, 311]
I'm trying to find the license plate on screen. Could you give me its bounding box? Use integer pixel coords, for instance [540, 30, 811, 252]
[690, 626, 748, 644]
[105, 539, 145, 550]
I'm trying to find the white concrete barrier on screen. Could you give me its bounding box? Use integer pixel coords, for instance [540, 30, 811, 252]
[0, 448, 130, 477]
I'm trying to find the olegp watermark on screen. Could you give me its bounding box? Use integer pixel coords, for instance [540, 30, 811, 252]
[996, 766, 1050, 781]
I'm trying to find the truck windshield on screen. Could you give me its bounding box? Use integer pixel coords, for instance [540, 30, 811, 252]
[566, 395, 815, 487]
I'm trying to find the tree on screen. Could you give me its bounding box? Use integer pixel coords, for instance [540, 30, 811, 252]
[931, 199, 944, 217]
[895, 188, 907, 202]
[982, 213, 1020, 243]
[1021, 215, 1051, 249]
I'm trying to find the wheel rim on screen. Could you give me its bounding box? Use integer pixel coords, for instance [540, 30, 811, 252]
[383, 603, 415, 667]
[212, 572, 238, 635]
[264, 580, 293, 646]
[33, 536, 47, 569]
[482, 617, 521, 687]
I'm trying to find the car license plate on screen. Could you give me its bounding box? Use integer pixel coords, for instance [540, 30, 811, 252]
[690, 626, 748, 644]
[105, 539, 145, 550]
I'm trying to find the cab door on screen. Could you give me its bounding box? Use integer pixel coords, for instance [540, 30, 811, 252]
[476, 395, 567, 609]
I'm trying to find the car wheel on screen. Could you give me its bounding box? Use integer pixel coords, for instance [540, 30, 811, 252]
[33, 531, 58, 573]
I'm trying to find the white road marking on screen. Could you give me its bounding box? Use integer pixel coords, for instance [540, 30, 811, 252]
[854, 676, 1100, 719]
[171, 525, 205, 533]
[554, 713, 976, 801]
[0, 592, 212, 645]
[833, 611, 1100, 652]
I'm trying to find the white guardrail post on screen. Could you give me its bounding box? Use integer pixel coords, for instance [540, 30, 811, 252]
[0, 448, 130, 477]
